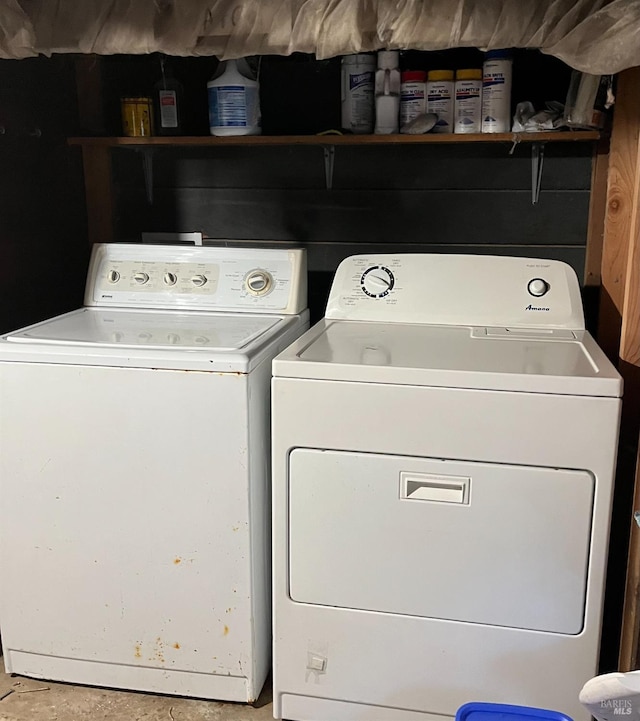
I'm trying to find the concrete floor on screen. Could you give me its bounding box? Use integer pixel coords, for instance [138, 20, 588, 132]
[0, 658, 274, 721]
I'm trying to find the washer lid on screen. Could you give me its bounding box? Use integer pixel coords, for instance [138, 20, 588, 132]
[273, 320, 623, 397]
[1, 308, 298, 372]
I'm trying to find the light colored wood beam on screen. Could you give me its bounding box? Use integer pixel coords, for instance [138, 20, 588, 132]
[585, 140, 610, 286]
[598, 68, 640, 360]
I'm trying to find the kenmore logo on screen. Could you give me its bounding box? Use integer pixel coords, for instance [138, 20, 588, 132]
[525, 304, 550, 311]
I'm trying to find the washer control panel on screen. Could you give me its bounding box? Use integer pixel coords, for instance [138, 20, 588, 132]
[326, 254, 584, 330]
[86, 244, 307, 314]
[99, 259, 222, 295]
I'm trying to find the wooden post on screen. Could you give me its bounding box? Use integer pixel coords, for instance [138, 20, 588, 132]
[74, 55, 106, 135]
[608, 67, 640, 672]
[584, 139, 610, 286]
[598, 68, 640, 361]
[620, 442, 640, 671]
[80, 145, 114, 246]
[620, 208, 640, 366]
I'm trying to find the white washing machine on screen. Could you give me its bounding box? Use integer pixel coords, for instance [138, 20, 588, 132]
[271, 254, 622, 721]
[0, 242, 308, 703]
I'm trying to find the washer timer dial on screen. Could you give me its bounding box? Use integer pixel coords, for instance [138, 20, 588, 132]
[245, 270, 273, 296]
[361, 266, 395, 298]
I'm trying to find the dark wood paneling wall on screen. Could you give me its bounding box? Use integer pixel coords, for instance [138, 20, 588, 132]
[0, 56, 88, 334]
[112, 142, 593, 321]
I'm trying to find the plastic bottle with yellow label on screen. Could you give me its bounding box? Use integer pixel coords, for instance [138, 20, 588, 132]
[427, 70, 454, 133]
[454, 69, 482, 133]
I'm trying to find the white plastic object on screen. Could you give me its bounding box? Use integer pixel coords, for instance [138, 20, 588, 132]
[564, 71, 609, 129]
[481, 50, 513, 133]
[426, 70, 454, 133]
[400, 112, 438, 135]
[374, 51, 400, 134]
[341, 54, 376, 134]
[207, 58, 261, 136]
[454, 69, 482, 133]
[580, 671, 640, 721]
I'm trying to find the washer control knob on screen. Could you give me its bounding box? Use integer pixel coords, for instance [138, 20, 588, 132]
[246, 270, 273, 295]
[133, 272, 149, 285]
[191, 274, 208, 287]
[527, 278, 550, 297]
[107, 270, 120, 284]
[163, 272, 177, 286]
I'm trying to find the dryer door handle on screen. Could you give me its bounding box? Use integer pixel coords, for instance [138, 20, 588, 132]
[400, 473, 470, 504]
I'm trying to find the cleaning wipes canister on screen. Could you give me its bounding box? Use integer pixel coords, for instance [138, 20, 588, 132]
[341, 54, 376, 134]
[400, 70, 427, 129]
[481, 50, 513, 133]
[454, 68, 482, 133]
[426, 70, 454, 133]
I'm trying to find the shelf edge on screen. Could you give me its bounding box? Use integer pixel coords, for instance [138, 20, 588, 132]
[68, 131, 602, 148]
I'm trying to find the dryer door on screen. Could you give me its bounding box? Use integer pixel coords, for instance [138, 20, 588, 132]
[288, 449, 594, 634]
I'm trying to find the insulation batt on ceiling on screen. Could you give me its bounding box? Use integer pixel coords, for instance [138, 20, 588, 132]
[0, 0, 638, 74]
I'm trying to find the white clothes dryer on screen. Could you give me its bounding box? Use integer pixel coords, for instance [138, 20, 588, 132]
[0, 242, 308, 703]
[272, 254, 622, 721]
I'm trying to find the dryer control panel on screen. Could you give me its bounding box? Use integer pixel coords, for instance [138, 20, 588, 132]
[326, 254, 585, 330]
[85, 243, 307, 314]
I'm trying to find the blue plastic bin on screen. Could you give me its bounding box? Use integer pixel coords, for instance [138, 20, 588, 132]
[456, 702, 574, 721]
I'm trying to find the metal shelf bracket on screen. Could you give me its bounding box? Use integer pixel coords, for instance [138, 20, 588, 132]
[531, 142, 545, 205]
[323, 145, 335, 190]
[134, 147, 155, 204]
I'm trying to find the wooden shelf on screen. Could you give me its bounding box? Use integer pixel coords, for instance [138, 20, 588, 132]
[68, 131, 600, 148]
[71, 128, 601, 247]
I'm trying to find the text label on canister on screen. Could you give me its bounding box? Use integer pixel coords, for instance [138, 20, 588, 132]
[121, 97, 154, 137]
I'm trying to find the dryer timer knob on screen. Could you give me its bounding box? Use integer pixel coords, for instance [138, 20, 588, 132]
[527, 278, 550, 297]
[361, 266, 395, 298]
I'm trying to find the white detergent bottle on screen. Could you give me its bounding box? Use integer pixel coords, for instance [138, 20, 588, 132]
[374, 51, 400, 134]
[207, 58, 261, 136]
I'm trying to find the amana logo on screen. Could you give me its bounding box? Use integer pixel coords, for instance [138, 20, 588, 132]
[525, 304, 550, 312]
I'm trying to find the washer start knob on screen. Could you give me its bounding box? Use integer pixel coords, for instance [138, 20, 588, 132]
[527, 278, 550, 297]
[246, 270, 273, 295]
